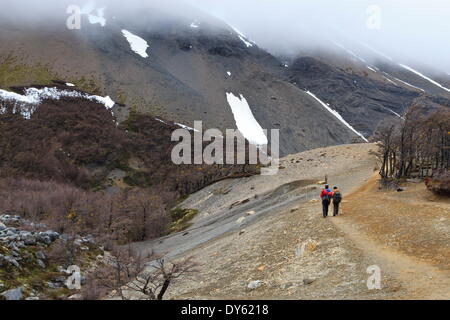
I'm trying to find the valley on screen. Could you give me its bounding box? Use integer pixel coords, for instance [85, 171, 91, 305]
[0, 0, 449, 302]
[130, 143, 449, 300]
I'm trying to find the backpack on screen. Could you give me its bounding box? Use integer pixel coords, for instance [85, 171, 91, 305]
[333, 191, 342, 202]
[322, 189, 331, 200]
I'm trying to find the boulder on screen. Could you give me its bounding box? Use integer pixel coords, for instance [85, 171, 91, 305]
[0, 255, 21, 269]
[1, 287, 24, 300]
[23, 233, 37, 246]
[247, 280, 263, 290]
[303, 278, 315, 285]
[36, 259, 46, 269]
[35, 251, 46, 260]
[47, 282, 61, 289]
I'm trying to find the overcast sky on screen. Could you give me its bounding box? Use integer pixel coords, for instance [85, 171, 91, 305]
[3, 0, 450, 72]
[190, 0, 450, 72]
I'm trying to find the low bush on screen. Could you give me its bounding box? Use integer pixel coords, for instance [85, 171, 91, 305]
[0, 178, 171, 243]
[425, 171, 450, 196]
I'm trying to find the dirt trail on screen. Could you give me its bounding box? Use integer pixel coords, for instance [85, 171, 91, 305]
[333, 174, 450, 299]
[130, 143, 449, 300]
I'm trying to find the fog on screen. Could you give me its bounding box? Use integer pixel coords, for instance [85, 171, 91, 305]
[194, 0, 450, 72]
[2, 0, 450, 72]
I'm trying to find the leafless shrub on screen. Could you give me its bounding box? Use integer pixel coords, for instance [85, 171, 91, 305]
[81, 245, 198, 300]
[374, 106, 450, 187]
[0, 178, 171, 242]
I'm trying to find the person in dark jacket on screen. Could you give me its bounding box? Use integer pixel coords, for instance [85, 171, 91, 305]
[331, 186, 342, 216]
[320, 185, 332, 218]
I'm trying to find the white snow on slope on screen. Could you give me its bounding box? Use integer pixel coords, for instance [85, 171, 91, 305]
[385, 108, 403, 119]
[175, 122, 199, 132]
[122, 30, 149, 58]
[231, 27, 254, 48]
[156, 117, 199, 132]
[306, 91, 368, 142]
[367, 66, 378, 73]
[66, 83, 75, 87]
[0, 87, 115, 119]
[226, 93, 267, 146]
[155, 118, 167, 124]
[399, 64, 450, 93]
[190, 22, 199, 28]
[391, 76, 425, 92]
[382, 76, 397, 86]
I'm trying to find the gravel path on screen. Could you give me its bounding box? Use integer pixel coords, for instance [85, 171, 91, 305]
[131, 143, 449, 299]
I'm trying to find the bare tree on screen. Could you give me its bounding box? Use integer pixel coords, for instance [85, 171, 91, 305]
[82, 245, 198, 300]
[125, 257, 199, 300]
[374, 105, 450, 188]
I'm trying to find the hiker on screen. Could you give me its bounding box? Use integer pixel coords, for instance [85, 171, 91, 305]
[320, 185, 332, 218]
[331, 186, 342, 216]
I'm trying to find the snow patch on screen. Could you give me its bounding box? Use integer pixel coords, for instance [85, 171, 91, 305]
[190, 22, 199, 28]
[231, 27, 254, 48]
[226, 92, 267, 146]
[122, 30, 149, 58]
[306, 91, 368, 142]
[399, 64, 450, 93]
[155, 118, 167, 124]
[227, 71, 231, 77]
[66, 83, 75, 87]
[385, 108, 403, 119]
[391, 76, 425, 92]
[382, 76, 397, 86]
[0, 87, 115, 119]
[175, 122, 199, 132]
[155, 117, 199, 132]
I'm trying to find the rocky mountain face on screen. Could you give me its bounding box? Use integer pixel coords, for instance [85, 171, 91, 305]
[0, 214, 103, 300]
[0, 3, 370, 157]
[1, 3, 450, 157]
[282, 47, 450, 138]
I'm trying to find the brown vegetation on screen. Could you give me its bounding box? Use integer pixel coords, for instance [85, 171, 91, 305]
[0, 86, 260, 243]
[0, 178, 169, 243]
[374, 105, 450, 193]
[81, 246, 199, 300]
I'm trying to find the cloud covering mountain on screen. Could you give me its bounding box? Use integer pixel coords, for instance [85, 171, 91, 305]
[3, 0, 450, 72]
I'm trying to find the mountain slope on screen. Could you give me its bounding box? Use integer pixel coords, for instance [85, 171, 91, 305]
[1, 3, 449, 156]
[282, 49, 450, 138]
[0, 4, 365, 156]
